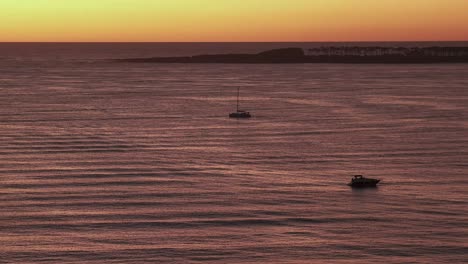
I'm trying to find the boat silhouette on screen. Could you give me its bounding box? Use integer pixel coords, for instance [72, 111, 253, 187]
[348, 175, 380, 187]
[229, 87, 251, 118]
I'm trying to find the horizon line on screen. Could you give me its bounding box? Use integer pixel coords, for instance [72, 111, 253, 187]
[1, 40, 468, 44]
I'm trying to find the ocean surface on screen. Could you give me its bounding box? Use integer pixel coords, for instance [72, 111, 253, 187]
[0, 43, 467, 263]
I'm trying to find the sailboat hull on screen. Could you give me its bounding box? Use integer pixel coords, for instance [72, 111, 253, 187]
[229, 112, 251, 118]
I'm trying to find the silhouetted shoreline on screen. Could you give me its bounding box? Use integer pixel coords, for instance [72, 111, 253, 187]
[116, 47, 468, 64]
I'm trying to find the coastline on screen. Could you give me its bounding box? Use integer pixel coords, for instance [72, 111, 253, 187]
[116, 47, 468, 64]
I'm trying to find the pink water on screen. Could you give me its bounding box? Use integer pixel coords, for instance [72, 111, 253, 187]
[0, 43, 467, 263]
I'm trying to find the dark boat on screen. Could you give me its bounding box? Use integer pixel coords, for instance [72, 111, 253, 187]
[229, 87, 251, 118]
[348, 175, 380, 187]
[229, 110, 251, 118]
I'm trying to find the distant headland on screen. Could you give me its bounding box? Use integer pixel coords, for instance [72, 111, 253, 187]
[116, 47, 468, 64]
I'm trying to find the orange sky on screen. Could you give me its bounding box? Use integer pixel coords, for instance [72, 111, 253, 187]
[1, 0, 467, 42]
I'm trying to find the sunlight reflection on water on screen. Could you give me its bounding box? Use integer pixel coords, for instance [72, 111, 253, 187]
[0, 48, 467, 263]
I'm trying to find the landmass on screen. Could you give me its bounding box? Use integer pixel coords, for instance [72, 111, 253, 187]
[116, 47, 468, 64]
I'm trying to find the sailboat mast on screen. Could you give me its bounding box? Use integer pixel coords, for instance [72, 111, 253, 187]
[237, 87, 240, 112]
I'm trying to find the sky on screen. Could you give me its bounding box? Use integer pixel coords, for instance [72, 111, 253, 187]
[1, 0, 468, 42]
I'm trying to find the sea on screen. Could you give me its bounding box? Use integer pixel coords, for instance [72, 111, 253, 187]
[0, 42, 467, 263]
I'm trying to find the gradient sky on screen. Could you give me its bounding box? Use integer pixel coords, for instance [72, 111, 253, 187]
[1, 0, 467, 42]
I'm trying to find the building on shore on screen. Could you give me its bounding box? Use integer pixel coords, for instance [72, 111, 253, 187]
[306, 46, 468, 57]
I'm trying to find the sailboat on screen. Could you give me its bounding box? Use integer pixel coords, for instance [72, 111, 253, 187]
[229, 87, 251, 118]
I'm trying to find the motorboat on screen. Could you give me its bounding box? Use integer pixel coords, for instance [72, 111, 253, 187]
[348, 175, 380, 187]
